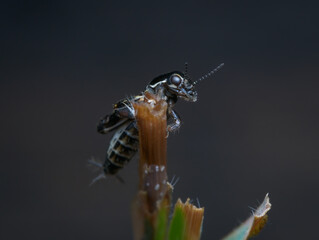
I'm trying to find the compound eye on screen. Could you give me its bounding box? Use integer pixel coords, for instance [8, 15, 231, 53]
[170, 75, 182, 86]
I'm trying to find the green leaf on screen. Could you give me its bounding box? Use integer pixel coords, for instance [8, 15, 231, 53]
[168, 205, 186, 240]
[154, 207, 169, 240]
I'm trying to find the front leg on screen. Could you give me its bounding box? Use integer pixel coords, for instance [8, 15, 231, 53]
[167, 109, 181, 132]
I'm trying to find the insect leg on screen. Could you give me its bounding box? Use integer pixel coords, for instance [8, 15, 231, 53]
[167, 109, 181, 132]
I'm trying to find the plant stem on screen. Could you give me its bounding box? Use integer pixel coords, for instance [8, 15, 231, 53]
[132, 91, 172, 240]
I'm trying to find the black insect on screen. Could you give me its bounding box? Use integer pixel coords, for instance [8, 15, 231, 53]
[89, 63, 224, 183]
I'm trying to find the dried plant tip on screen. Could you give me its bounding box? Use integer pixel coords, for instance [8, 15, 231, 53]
[222, 193, 271, 240]
[248, 193, 271, 238]
[169, 198, 204, 240]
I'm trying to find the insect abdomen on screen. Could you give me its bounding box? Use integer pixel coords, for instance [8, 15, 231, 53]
[104, 121, 139, 175]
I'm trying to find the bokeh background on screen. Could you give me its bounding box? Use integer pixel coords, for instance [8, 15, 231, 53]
[1, 1, 319, 239]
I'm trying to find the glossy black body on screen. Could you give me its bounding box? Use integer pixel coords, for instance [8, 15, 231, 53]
[97, 71, 197, 176]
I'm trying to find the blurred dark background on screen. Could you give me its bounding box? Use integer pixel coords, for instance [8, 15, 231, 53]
[1, 1, 318, 239]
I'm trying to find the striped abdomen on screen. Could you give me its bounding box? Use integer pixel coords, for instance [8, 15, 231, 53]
[104, 121, 139, 175]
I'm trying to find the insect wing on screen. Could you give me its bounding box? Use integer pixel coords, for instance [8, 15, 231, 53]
[97, 112, 129, 134]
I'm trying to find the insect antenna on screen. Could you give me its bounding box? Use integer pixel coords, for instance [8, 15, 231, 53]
[184, 61, 194, 82]
[184, 62, 188, 78]
[193, 63, 224, 85]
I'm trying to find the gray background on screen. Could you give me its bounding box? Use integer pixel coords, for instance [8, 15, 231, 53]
[1, 1, 319, 239]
